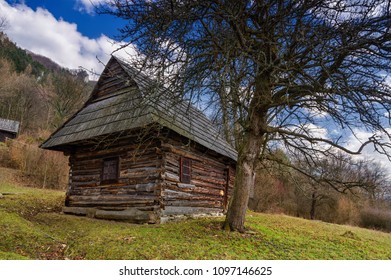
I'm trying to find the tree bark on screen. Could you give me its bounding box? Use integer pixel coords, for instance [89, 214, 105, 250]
[224, 131, 264, 232]
[310, 191, 317, 220]
[223, 73, 270, 232]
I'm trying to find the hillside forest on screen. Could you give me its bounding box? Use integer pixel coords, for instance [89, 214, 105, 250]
[0, 31, 390, 232]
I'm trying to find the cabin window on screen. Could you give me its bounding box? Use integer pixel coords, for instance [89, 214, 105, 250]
[102, 157, 119, 183]
[180, 157, 192, 184]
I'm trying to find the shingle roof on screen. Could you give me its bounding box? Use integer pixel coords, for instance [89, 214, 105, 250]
[0, 118, 20, 134]
[41, 56, 237, 161]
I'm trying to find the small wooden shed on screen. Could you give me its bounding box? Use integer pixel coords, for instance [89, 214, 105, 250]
[41, 56, 237, 223]
[0, 118, 20, 142]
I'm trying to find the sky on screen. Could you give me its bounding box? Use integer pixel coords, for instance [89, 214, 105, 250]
[0, 0, 133, 78]
[1, 0, 391, 173]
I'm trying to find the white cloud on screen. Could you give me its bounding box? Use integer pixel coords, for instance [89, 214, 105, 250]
[285, 123, 391, 173]
[75, 0, 106, 14]
[300, 123, 329, 140]
[0, 0, 136, 79]
[345, 128, 391, 173]
[282, 123, 332, 154]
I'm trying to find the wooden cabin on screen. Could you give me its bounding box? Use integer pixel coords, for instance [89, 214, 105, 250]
[0, 118, 20, 142]
[41, 56, 237, 224]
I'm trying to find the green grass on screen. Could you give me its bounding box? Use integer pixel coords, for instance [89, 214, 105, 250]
[1, 167, 391, 260]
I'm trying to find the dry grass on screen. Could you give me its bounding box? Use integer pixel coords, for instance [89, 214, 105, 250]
[6, 136, 68, 189]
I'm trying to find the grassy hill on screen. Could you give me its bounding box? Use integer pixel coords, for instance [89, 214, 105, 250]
[0, 167, 390, 260]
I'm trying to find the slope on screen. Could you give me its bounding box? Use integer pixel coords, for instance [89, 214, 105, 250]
[0, 167, 390, 260]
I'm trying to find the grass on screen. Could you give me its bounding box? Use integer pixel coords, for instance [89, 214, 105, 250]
[1, 167, 391, 260]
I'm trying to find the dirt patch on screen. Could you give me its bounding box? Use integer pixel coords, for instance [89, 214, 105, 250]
[341, 230, 361, 240]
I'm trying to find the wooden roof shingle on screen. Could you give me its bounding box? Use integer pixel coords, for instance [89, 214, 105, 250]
[41, 56, 237, 161]
[0, 118, 20, 134]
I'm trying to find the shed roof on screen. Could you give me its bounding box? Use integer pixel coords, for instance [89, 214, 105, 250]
[0, 118, 20, 134]
[41, 56, 237, 161]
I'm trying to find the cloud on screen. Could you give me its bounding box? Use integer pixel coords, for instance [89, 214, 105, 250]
[0, 0, 136, 79]
[345, 128, 391, 173]
[279, 123, 332, 155]
[283, 122, 391, 173]
[75, 0, 106, 14]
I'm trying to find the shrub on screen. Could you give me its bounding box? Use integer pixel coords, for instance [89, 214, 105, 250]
[360, 207, 391, 232]
[0, 141, 18, 168]
[334, 196, 361, 226]
[8, 137, 68, 190]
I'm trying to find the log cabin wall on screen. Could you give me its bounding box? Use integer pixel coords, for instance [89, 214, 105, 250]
[89, 57, 136, 102]
[159, 131, 235, 218]
[64, 133, 164, 223]
[63, 129, 235, 223]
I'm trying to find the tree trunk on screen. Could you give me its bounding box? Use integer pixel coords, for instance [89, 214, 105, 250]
[223, 72, 271, 232]
[223, 133, 262, 232]
[310, 191, 317, 220]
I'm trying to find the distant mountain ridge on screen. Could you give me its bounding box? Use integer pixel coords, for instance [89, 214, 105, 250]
[25, 50, 64, 73]
[0, 31, 89, 81]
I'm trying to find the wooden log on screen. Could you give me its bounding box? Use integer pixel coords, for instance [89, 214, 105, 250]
[73, 147, 128, 159]
[69, 199, 158, 208]
[127, 174, 161, 184]
[190, 179, 225, 190]
[165, 165, 179, 175]
[162, 206, 223, 216]
[191, 175, 226, 185]
[164, 191, 222, 202]
[120, 167, 162, 178]
[192, 164, 225, 177]
[177, 183, 195, 189]
[164, 183, 223, 197]
[163, 200, 222, 208]
[72, 174, 101, 183]
[161, 144, 200, 161]
[94, 208, 158, 223]
[72, 168, 102, 176]
[163, 171, 180, 182]
[72, 181, 99, 187]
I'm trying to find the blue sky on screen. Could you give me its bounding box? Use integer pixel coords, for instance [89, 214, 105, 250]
[0, 0, 134, 77]
[20, 0, 123, 38]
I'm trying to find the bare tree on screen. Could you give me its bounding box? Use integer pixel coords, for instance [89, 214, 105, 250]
[291, 153, 389, 220]
[47, 72, 91, 129]
[100, 0, 391, 232]
[0, 16, 7, 32]
[0, 59, 41, 131]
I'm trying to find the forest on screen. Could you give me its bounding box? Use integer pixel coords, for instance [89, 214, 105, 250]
[0, 31, 91, 191]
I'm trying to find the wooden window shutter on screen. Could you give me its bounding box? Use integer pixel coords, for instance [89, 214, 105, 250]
[180, 157, 192, 184]
[102, 157, 119, 183]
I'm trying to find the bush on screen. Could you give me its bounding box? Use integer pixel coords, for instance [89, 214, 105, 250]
[334, 196, 361, 226]
[0, 141, 18, 168]
[360, 207, 391, 232]
[8, 137, 68, 190]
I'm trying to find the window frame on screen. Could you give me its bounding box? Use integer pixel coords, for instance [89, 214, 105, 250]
[101, 156, 120, 184]
[180, 157, 192, 184]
